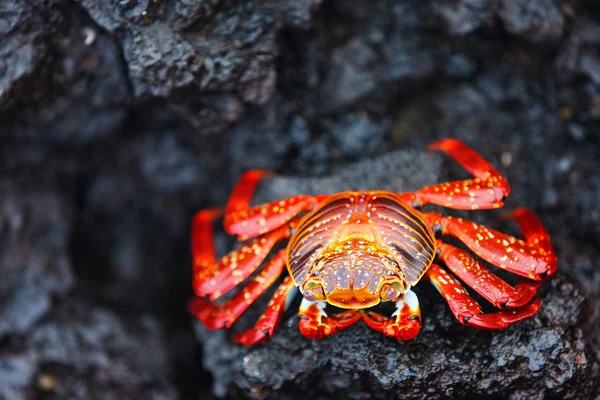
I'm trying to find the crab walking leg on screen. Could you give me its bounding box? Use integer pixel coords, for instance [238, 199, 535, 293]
[424, 211, 557, 281]
[410, 138, 510, 210]
[426, 264, 541, 329]
[437, 243, 541, 309]
[222, 169, 325, 241]
[224, 169, 274, 215]
[224, 195, 322, 240]
[499, 207, 558, 276]
[190, 207, 224, 271]
[189, 250, 286, 329]
[363, 290, 422, 340]
[191, 209, 293, 300]
[298, 299, 362, 339]
[232, 276, 298, 346]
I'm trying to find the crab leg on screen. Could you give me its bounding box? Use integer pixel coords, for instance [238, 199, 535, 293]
[426, 264, 541, 329]
[499, 207, 558, 276]
[222, 169, 324, 240]
[191, 209, 292, 300]
[232, 276, 297, 345]
[224, 169, 274, 215]
[191, 207, 224, 269]
[437, 243, 540, 308]
[298, 299, 362, 339]
[409, 138, 510, 210]
[225, 194, 322, 241]
[362, 290, 422, 341]
[189, 249, 286, 329]
[425, 208, 557, 280]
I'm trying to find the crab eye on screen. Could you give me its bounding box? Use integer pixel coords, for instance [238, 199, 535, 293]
[380, 280, 403, 301]
[303, 281, 325, 301]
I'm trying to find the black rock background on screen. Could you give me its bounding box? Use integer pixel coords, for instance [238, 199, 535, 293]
[1, 0, 600, 399]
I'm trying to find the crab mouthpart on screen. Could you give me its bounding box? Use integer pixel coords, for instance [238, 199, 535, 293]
[324, 287, 382, 309]
[323, 277, 404, 309]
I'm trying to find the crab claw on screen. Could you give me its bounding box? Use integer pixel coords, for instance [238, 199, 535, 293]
[363, 312, 421, 341]
[298, 299, 362, 339]
[463, 299, 542, 329]
[362, 290, 422, 341]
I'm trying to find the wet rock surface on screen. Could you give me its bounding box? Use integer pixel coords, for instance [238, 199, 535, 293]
[1, 0, 600, 399]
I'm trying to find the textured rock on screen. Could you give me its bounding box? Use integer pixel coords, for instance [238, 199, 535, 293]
[78, 0, 323, 131]
[0, 301, 177, 400]
[497, 0, 565, 43]
[1, 1, 132, 144]
[0, 178, 74, 338]
[315, 1, 459, 114]
[0, 1, 49, 111]
[432, 0, 566, 42]
[431, 0, 494, 35]
[73, 127, 208, 308]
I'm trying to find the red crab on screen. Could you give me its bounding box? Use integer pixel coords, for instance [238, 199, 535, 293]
[188, 139, 557, 345]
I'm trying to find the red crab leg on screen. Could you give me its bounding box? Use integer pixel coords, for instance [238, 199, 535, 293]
[363, 290, 421, 341]
[188, 249, 286, 329]
[232, 276, 297, 346]
[426, 264, 541, 329]
[298, 299, 362, 339]
[191, 209, 292, 300]
[425, 208, 557, 280]
[224, 169, 274, 215]
[409, 138, 510, 210]
[499, 207, 558, 276]
[225, 195, 321, 241]
[190, 207, 224, 269]
[437, 243, 540, 309]
[222, 169, 324, 241]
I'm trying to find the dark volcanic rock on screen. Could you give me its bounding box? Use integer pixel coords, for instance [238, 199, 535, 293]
[432, 0, 566, 43]
[0, 301, 177, 400]
[78, 0, 323, 132]
[2, 0, 323, 137]
[195, 148, 599, 399]
[431, 0, 494, 36]
[0, 178, 74, 338]
[226, 96, 393, 178]
[497, 0, 565, 43]
[1, 1, 132, 144]
[73, 126, 209, 308]
[314, 1, 457, 114]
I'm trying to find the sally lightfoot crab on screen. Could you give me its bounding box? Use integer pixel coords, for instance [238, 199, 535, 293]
[189, 139, 557, 345]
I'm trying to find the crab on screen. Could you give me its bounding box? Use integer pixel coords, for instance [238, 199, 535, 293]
[188, 139, 557, 345]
